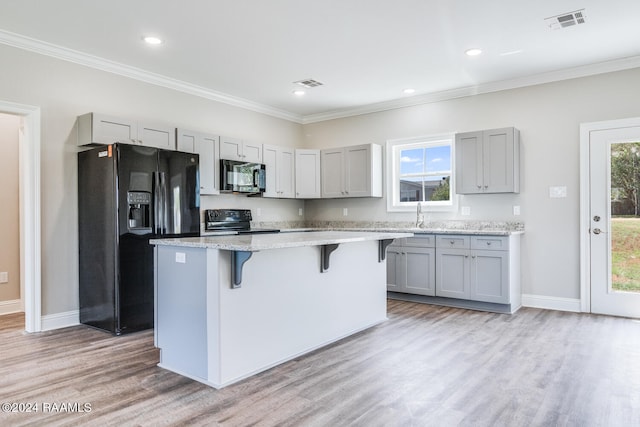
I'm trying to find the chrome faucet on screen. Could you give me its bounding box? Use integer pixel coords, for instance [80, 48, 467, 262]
[416, 202, 424, 228]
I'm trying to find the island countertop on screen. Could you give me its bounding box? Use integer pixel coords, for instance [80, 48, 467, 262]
[151, 230, 414, 251]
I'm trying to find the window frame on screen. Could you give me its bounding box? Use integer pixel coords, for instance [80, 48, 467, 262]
[386, 133, 457, 212]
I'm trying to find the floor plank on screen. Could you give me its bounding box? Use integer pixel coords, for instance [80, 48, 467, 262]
[1, 301, 639, 426]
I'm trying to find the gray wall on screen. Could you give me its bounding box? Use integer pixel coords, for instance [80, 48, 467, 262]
[302, 67, 640, 300]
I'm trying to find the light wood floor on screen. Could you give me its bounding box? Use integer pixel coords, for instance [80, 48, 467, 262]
[1, 301, 640, 426]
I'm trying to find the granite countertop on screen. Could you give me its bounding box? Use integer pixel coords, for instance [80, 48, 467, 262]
[152, 230, 414, 251]
[268, 220, 524, 236]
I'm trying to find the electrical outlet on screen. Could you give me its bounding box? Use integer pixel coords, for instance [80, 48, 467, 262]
[175, 252, 186, 264]
[513, 205, 521, 215]
[461, 206, 471, 216]
[343, 208, 348, 216]
[298, 208, 303, 216]
[256, 208, 262, 216]
[0, 272, 8, 283]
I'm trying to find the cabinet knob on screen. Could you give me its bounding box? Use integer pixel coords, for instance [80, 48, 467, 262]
[472, 255, 476, 259]
[449, 240, 455, 245]
[484, 185, 488, 189]
[486, 242, 492, 246]
[477, 185, 482, 189]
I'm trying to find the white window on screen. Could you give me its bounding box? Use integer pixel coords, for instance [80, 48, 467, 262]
[386, 134, 456, 212]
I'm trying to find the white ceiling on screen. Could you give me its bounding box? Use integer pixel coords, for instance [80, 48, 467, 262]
[1, 0, 639, 123]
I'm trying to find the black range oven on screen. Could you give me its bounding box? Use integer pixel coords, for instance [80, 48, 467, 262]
[204, 209, 280, 234]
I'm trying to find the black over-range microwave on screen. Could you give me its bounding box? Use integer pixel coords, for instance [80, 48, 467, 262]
[220, 159, 266, 194]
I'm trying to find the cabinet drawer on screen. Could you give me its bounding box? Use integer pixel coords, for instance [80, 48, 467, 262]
[436, 235, 470, 249]
[405, 234, 435, 248]
[471, 236, 509, 251]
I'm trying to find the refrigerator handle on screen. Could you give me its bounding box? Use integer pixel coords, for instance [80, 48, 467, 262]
[153, 171, 161, 235]
[161, 172, 168, 235]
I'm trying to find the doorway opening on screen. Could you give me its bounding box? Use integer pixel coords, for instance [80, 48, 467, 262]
[0, 100, 41, 332]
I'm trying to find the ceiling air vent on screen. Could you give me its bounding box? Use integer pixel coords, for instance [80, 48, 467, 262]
[294, 78, 324, 88]
[545, 9, 586, 29]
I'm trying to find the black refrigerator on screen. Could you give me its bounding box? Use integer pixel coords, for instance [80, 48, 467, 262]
[78, 143, 200, 335]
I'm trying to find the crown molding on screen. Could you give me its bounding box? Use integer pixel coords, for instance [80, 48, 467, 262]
[0, 29, 304, 124]
[301, 55, 640, 124]
[2, 29, 639, 126]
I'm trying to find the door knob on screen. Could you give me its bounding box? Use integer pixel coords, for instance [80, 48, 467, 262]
[593, 228, 602, 234]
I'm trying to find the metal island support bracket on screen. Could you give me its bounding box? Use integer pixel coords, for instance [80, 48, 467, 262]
[231, 250, 253, 288]
[320, 244, 340, 273]
[378, 239, 394, 262]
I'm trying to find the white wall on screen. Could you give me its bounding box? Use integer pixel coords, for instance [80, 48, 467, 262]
[0, 44, 302, 316]
[302, 67, 640, 300]
[0, 113, 20, 302]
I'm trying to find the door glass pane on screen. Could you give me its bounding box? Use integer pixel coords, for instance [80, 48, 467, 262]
[610, 142, 640, 293]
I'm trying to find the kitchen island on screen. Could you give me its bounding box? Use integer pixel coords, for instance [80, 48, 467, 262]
[151, 230, 412, 389]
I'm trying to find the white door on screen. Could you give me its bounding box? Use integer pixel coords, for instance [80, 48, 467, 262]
[589, 123, 640, 317]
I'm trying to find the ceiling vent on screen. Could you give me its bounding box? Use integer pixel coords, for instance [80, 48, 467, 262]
[294, 78, 324, 88]
[545, 9, 586, 29]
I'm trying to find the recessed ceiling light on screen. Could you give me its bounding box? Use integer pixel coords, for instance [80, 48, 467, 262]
[292, 89, 306, 96]
[465, 48, 482, 56]
[143, 36, 163, 45]
[403, 88, 416, 95]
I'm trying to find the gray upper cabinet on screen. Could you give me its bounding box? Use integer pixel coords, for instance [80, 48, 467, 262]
[176, 129, 220, 195]
[295, 149, 321, 199]
[455, 127, 520, 194]
[263, 144, 295, 199]
[320, 143, 382, 198]
[219, 136, 262, 163]
[77, 113, 175, 149]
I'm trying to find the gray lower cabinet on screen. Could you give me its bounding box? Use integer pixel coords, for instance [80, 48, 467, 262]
[390, 233, 521, 311]
[435, 235, 514, 304]
[387, 236, 435, 296]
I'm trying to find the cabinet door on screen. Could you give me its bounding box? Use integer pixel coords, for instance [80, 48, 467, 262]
[321, 148, 345, 198]
[197, 135, 219, 195]
[138, 122, 175, 150]
[220, 136, 243, 161]
[279, 148, 295, 198]
[483, 128, 515, 193]
[470, 250, 509, 304]
[176, 129, 197, 153]
[405, 247, 436, 296]
[436, 249, 470, 299]
[455, 131, 483, 194]
[92, 114, 138, 145]
[345, 145, 371, 197]
[262, 145, 279, 198]
[242, 141, 263, 163]
[177, 130, 219, 195]
[386, 246, 403, 292]
[295, 149, 321, 198]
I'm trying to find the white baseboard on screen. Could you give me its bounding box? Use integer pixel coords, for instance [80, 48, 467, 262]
[41, 310, 79, 331]
[521, 294, 582, 313]
[0, 299, 23, 315]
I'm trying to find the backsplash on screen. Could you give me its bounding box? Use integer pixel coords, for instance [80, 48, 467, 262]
[252, 220, 525, 232]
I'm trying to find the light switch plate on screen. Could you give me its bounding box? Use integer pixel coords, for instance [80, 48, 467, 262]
[461, 206, 471, 216]
[0, 272, 8, 283]
[513, 205, 521, 215]
[175, 252, 186, 264]
[298, 208, 303, 216]
[549, 186, 567, 198]
[343, 208, 348, 216]
[256, 208, 262, 216]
